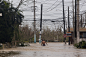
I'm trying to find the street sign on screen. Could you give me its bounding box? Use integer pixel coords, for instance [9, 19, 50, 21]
[66, 32, 72, 37]
[63, 34, 67, 38]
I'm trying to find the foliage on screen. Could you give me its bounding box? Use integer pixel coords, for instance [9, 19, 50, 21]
[19, 25, 64, 42]
[19, 25, 34, 42]
[42, 27, 64, 42]
[0, 0, 24, 43]
[21, 43, 24, 46]
[18, 42, 27, 47]
[74, 41, 86, 48]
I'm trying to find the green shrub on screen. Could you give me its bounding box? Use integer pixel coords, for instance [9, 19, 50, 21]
[74, 43, 79, 48]
[74, 41, 86, 48]
[21, 42, 24, 46]
[0, 44, 2, 49]
[18, 42, 27, 47]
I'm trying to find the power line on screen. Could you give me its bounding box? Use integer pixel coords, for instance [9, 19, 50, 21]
[44, 1, 62, 12]
[45, 0, 58, 11]
[11, 0, 86, 28]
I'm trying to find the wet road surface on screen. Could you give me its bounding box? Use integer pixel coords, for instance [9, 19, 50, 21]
[1, 42, 86, 57]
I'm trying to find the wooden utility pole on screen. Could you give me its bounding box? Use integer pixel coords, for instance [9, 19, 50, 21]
[68, 6, 70, 45]
[39, 4, 43, 43]
[34, 0, 36, 43]
[75, 0, 77, 43]
[85, 12, 86, 27]
[72, 0, 75, 44]
[76, 0, 80, 43]
[83, 16, 84, 27]
[81, 14, 82, 28]
[62, 0, 66, 44]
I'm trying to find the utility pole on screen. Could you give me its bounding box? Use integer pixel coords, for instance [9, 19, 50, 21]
[62, 0, 66, 44]
[39, 4, 43, 43]
[68, 6, 70, 45]
[85, 12, 86, 27]
[76, 0, 80, 43]
[75, 0, 77, 43]
[83, 16, 84, 27]
[33, 0, 36, 43]
[81, 14, 82, 28]
[72, 0, 75, 44]
[84, 13, 86, 27]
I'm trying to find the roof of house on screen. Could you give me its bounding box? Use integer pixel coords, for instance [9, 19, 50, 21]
[68, 28, 86, 32]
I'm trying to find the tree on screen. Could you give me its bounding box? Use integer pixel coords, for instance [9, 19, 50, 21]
[0, 0, 24, 44]
[19, 25, 34, 42]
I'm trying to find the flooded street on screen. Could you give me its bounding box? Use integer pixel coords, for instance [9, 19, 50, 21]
[1, 42, 86, 57]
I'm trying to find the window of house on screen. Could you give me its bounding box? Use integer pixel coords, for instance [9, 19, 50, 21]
[83, 32, 86, 38]
[80, 32, 86, 38]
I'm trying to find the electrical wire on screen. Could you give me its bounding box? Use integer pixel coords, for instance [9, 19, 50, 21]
[14, 0, 86, 28]
[44, 1, 62, 12]
[45, 0, 58, 11]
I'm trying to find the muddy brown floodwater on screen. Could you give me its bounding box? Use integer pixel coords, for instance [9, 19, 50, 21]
[0, 42, 86, 57]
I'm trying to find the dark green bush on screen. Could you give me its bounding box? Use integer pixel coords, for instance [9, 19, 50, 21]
[18, 42, 27, 47]
[21, 43, 24, 46]
[0, 45, 2, 47]
[74, 41, 86, 48]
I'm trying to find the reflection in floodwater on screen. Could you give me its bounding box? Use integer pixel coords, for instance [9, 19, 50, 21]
[0, 43, 86, 57]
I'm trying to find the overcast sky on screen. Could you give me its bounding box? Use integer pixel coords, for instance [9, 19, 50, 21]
[8, 0, 86, 30]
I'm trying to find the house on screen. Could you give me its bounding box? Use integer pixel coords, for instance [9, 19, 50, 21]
[69, 28, 86, 42]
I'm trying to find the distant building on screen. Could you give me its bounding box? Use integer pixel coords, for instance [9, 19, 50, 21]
[69, 28, 86, 42]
